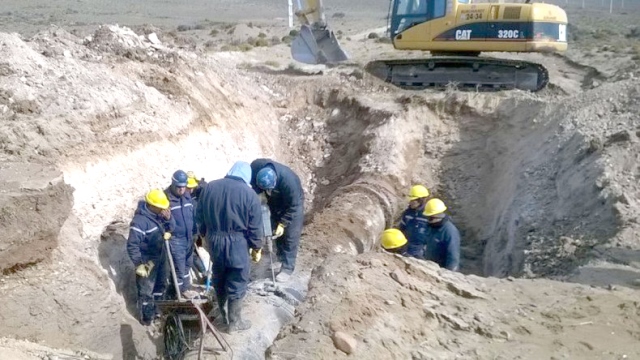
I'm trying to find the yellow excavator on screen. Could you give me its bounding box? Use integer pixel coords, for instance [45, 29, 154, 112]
[291, 0, 568, 92]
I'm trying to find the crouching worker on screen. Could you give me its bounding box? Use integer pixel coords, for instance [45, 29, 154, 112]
[126, 189, 176, 325]
[380, 228, 409, 256]
[196, 161, 263, 333]
[250, 158, 304, 283]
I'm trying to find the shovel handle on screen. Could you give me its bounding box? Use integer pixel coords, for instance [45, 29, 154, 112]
[164, 239, 183, 301]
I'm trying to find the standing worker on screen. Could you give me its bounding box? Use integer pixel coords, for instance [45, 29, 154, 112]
[250, 158, 304, 283]
[126, 189, 175, 325]
[196, 161, 263, 333]
[422, 198, 461, 271]
[165, 170, 199, 299]
[397, 185, 431, 259]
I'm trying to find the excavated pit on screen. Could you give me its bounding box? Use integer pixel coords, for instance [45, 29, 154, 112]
[1, 21, 640, 360]
[434, 95, 621, 278]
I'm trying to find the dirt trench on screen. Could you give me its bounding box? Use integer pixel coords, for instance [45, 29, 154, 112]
[1, 22, 639, 360]
[288, 86, 632, 280]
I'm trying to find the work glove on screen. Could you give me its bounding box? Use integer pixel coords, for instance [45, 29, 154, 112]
[250, 248, 262, 263]
[274, 223, 285, 238]
[135, 260, 154, 277]
[164, 232, 172, 241]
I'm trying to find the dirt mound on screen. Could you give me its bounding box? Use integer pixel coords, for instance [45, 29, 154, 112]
[0, 163, 72, 274]
[0, 337, 112, 360]
[269, 252, 640, 359]
[0, 23, 284, 358]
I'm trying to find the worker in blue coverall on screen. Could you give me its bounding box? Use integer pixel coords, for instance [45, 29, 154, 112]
[187, 171, 207, 276]
[397, 185, 431, 259]
[380, 228, 409, 256]
[250, 158, 304, 283]
[196, 161, 263, 333]
[164, 170, 199, 299]
[126, 189, 175, 325]
[422, 198, 461, 272]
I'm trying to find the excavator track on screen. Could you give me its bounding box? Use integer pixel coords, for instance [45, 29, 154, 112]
[365, 57, 549, 92]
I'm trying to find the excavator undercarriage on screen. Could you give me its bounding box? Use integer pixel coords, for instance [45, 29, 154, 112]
[366, 56, 549, 92]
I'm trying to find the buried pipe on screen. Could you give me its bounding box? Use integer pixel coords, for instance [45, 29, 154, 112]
[182, 176, 403, 359]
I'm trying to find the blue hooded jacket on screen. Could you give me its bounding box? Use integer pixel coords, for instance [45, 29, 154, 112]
[196, 170, 263, 250]
[126, 200, 176, 267]
[250, 158, 304, 226]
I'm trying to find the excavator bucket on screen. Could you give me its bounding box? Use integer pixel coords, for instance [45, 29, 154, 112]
[291, 24, 348, 65]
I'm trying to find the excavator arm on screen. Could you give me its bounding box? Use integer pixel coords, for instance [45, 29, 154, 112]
[291, 0, 349, 64]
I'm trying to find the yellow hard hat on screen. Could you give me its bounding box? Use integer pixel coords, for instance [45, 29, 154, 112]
[423, 198, 447, 217]
[380, 229, 408, 250]
[145, 189, 170, 210]
[186, 171, 198, 189]
[407, 185, 430, 201]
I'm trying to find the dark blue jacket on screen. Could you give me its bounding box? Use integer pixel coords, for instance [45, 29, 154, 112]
[191, 180, 207, 235]
[126, 201, 176, 267]
[164, 187, 195, 242]
[196, 175, 263, 250]
[250, 159, 304, 226]
[397, 205, 429, 258]
[424, 216, 461, 271]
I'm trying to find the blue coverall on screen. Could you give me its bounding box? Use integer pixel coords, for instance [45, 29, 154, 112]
[423, 216, 461, 271]
[250, 159, 304, 272]
[190, 182, 207, 274]
[126, 201, 176, 324]
[397, 204, 430, 259]
[196, 175, 263, 305]
[165, 187, 196, 293]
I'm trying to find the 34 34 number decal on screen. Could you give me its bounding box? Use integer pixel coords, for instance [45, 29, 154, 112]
[464, 12, 483, 20]
[498, 30, 520, 39]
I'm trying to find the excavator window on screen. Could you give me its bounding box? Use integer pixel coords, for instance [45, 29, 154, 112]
[391, 0, 446, 36]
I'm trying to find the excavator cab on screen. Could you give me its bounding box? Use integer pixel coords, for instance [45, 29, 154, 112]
[290, 0, 349, 64]
[387, 0, 568, 54]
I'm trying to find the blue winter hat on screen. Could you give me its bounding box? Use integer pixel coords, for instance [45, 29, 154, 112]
[256, 167, 277, 190]
[226, 161, 252, 186]
[172, 170, 188, 187]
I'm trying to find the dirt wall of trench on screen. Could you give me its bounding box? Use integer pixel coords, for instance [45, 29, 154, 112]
[0, 25, 285, 358]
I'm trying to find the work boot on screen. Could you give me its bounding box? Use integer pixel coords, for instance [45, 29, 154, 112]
[276, 269, 292, 283]
[181, 289, 201, 299]
[213, 295, 228, 329]
[227, 299, 251, 333]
